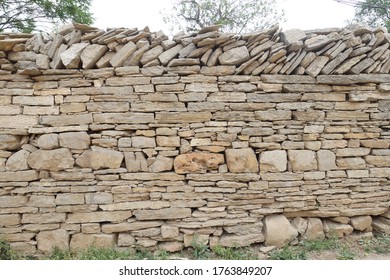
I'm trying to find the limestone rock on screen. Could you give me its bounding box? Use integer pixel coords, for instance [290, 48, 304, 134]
[124, 152, 148, 172]
[77, 146, 123, 170]
[118, 233, 136, 247]
[36, 229, 69, 253]
[350, 216, 372, 231]
[317, 150, 337, 171]
[174, 153, 224, 174]
[134, 208, 191, 220]
[324, 220, 353, 238]
[219, 233, 264, 247]
[263, 214, 298, 247]
[6, 150, 30, 171]
[288, 150, 318, 171]
[225, 148, 259, 173]
[218, 46, 250, 65]
[70, 233, 116, 250]
[110, 41, 136, 67]
[292, 217, 308, 235]
[158, 241, 184, 252]
[158, 44, 183, 66]
[0, 170, 39, 182]
[372, 217, 390, 234]
[161, 225, 180, 239]
[0, 135, 24, 150]
[60, 42, 89, 68]
[259, 150, 287, 172]
[59, 132, 90, 150]
[305, 218, 325, 240]
[27, 148, 74, 171]
[37, 134, 59, 150]
[81, 44, 108, 69]
[148, 155, 174, 172]
[280, 29, 306, 45]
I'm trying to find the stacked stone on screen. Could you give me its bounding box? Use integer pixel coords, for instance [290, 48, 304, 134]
[0, 23, 389, 76]
[0, 24, 389, 256]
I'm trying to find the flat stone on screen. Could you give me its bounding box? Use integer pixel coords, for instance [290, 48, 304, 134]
[259, 150, 287, 172]
[324, 220, 353, 238]
[305, 35, 331, 51]
[81, 44, 108, 69]
[0, 170, 38, 182]
[219, 233, 264, 247]
[372, 217, 390, 234]
[124, 152, 148, 172]
[140, 45, 164, 65]
[59, 132, 90, 150]
[158, 44, 183, 66]
[305, 56, 329, 77]
[280, 29, 306, 45]
[134, 208, 191, 220]
[60, 42, 89, 68]
[351, 216, 372, 231]
[317, 150, 337, 171]
[110, 41, 137, 67]
[148, 155, 174, 172]
[27, 148, 74, 171]
[305, 218, 325, 240]
[0, 135, 24, 150]
[70, 233, 116, 250]
[263, 214, 298, 248]
[288, 150, 318, 171]
[158, 241, 184, 252]
[174, 153, 225, 174]
[225, 148, 259, 173]
[219, 46, 250, 65]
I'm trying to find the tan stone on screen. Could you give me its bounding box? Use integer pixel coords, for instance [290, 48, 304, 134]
[288, 150, 317, 171]
[56, 193, 84, 205]
[372, 217, 390, 234]
[0, 135, 24, 150]
[366, 156, 390, 167]
[317, 150, 337, 171]
[337, 157, 366, 169]
[0, 170, 38, 182]
[263, 214, 298, 248]
[124, 152, 148, 172]
[158, 241, 184, 252]
[110, 41, 136, 67]
[350, 216, 372, 231]
[37, 134, 59, 150]
[102, 221, 163, 233]
[22, 213, 66, 224]
[77, 146, 123, 170]
[132, 136, 156, 148]
[324, 220, 353, 238]
[219, 46, 250, 65]
[118, 233, 136, 247]
[148, 156, 174, 172]
[27, 148, 74, 171]
[0, 214, 21, 226]
[259, 150, 287, 172]
[225, 148, 258, 173]
[6, 150, 30, 171]
[219, 233, 264, 247]
[305, 218, 325, 240]
[161, 225, 180, 239]
[36, 229, 69, 253]
[70, 233, 116, 250]
[60, 43, 89, 68]
[134, 208, 191, 220]
[67, 211, 132, 223]
[81, 44, 108, 69]
[59, 132, 90, 150]
[174, 153, 224, 174]
[156, 136, 180, 147]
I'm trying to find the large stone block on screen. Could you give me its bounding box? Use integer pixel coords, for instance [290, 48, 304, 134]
[259, 150, 287, 172]
[288, 150, 318, 171]
[37, 134, 59, 150]
[148, 155, 174, 173]
[70, 233, 116, 250]
[6, 150, 30, 171]
[263, 215, 298, 247]
[27, 148, 74, 171]
[305, 218, 325, 240]
[36, 229, 69, 253]
[174, 153, 224, 174]
[225, 148, 259, 173]
[0, 135, 25, 150]
[59, 132, 90, 150]
[76, 146, 123, 170]
[219, 46, 250, 65]
[317, 150, 337, 171]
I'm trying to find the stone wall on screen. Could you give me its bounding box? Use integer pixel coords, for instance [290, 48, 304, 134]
[0, 23, 390, 255]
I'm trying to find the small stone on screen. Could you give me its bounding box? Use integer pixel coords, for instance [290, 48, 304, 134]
[37, 134, 59, 150]
[124, 152, 148, 172]
[372, 217, 390, 234]
[6, 150, 30, 171]
[225, 148, 259, 173]
[324, 220, 353, 238]
[148, 155, 174, 172]
[159, 241, 184, 252]
[110, 41, 136, 67]
[317, 150, 337, 171]
[305, 218, 325, 240]
[81, 44, 108, 69]
[0, 135, 24, 150]
[351, 216, 372, 231]
[36, 229, 69, 253]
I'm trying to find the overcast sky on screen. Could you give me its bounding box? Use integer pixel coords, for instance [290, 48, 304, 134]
[91, 0, 356, 34]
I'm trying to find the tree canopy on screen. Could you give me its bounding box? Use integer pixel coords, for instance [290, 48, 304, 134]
[353, 0, 390, 30]
[0, 0, 94, 33]
[162, 0, 285, 34]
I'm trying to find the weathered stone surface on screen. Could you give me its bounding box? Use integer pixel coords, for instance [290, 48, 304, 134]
[0, 170, 38, 182]
[219, 233, 264, 247]
[158, 241, 184, 252]
[60, 43, 89, 68]
[219, 46, 250, 65]
[225, 148, 259, 173]
[118, 233, 136, 247]
[0, 135, 24, 150]
[59, 132, 90, 150]
[161, 225, 180, 239]
[372, 217, 390, 234]
[110, 41, 136, 67]
[70, 233, 116, 250]
[36, 229, 69, 253]
[263, 214, 298, 247]
[305, 218, 325, 240]
[134, 208, 191, 220]
[5, 150, 30, 171]
[350, 216, 372, 231]
[324, 221, 353, 238]
[158, 44, 183, 66]
[77, 146, 123, 170]
[259, 150, 287, 172]
[288, 150, 317, 171]
[67, 211, 132, 223]
[37, 134, 59, 150]
[27, 148, 74, 171]
[148, 155, 174, 172]
[174, 153, 224, 174]
[280, 29, 306, 45]
[132, 136, 156, 148]
[124, 152, 148, 172]
[81, 44, 108, 69]
[317, 150, 337, 171]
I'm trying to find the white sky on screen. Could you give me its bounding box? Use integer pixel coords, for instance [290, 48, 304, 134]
[91, 0, 356, 34]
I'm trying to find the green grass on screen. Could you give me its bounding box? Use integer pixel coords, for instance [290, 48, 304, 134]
[269, 246, 307, 260]
[0, 238, 16, 260]
[211, 245, 257, 260]
[363, 233, 390, 254]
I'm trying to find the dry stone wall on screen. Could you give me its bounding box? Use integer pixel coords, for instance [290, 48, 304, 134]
[0, 23, 390, 255]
